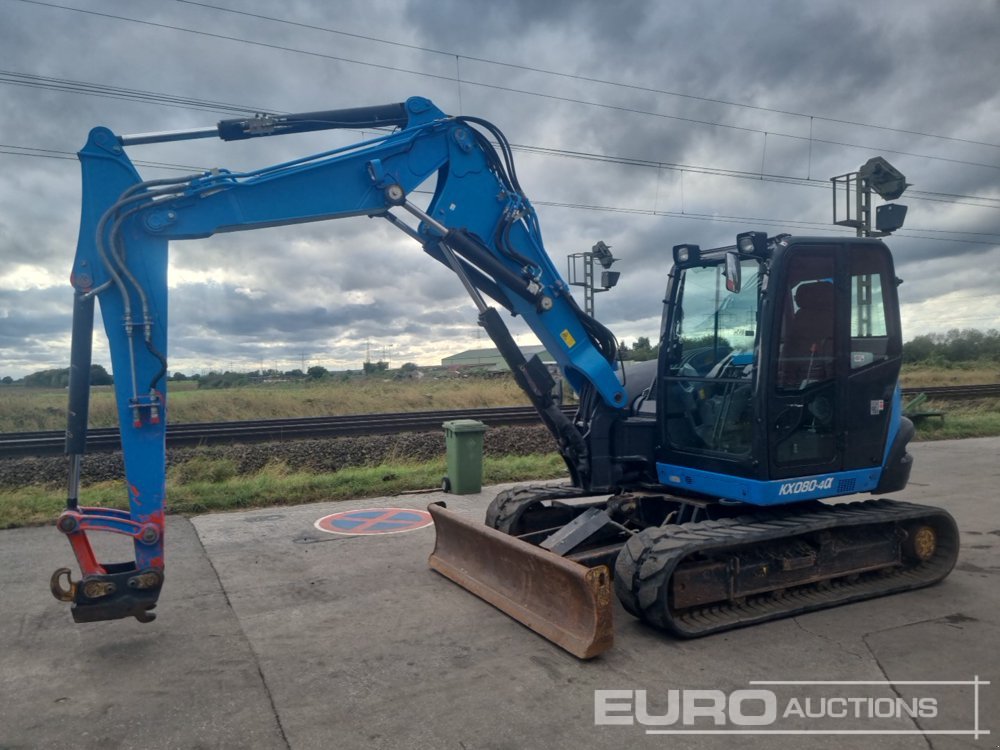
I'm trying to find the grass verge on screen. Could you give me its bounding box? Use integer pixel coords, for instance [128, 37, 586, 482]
[0, 453, 567, 529]
[2, 400, 995, 529]
[910, 399, 1000, 441]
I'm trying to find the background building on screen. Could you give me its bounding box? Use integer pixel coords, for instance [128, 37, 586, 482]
[441, 345, 554, 372]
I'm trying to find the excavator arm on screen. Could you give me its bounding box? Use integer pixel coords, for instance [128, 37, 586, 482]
[54, 96, 626, 624]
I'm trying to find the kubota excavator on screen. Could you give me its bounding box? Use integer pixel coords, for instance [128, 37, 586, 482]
[51, 97, 958, 658]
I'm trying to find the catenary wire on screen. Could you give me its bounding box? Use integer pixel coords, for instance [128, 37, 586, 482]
[169, 0, 1000, 151]
[9, 0, 1000, 174]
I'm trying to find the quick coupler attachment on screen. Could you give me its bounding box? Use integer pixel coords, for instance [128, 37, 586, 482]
[50, 562, 163, 623]
[51, 506, 164, 623]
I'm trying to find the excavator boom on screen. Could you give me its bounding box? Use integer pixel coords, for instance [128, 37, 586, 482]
[54, 96, 625, 626]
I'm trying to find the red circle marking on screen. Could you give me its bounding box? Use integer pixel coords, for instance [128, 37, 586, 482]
[314, 507, 433, 536]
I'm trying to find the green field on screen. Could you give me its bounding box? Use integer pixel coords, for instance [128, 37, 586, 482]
[899, 362, 1000, 388]
[2, 363, 998, 433]
[0, 375, 530, 432]
[1, 366, 998, 529]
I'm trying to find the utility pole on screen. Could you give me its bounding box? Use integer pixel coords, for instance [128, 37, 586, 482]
[567, 241, 622, 317]
[831, 157, 909, 238]
[831, 157, 910, 339]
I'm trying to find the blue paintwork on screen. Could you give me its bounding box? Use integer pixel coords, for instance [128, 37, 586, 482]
[655, 462, 883, 506]
[655, 384, 903, 506]
[73, 127, 167, 570]
[730, 352, 754, 366]
[70, 96, 630, 579]
[882, 384, 903, 464]
[118, 98, 625, 406]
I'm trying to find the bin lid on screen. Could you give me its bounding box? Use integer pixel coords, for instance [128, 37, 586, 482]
[442, 419, 488, 433]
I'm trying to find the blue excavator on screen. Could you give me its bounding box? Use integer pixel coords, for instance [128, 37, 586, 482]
[51, 97, 958, 658]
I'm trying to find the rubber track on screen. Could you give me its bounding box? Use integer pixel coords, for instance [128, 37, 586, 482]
[614, 499, 959, 638]
[485, 484, 586, 533]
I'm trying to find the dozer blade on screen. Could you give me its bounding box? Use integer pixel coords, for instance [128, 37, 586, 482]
[427, 501, 614, 659]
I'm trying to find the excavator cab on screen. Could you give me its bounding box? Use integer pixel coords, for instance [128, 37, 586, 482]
[657, 234, 911, 500]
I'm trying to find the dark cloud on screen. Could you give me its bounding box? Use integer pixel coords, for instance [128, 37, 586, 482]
[0, 0, 997, 378]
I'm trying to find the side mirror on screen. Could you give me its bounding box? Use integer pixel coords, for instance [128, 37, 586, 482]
[725, 251, 742, 293]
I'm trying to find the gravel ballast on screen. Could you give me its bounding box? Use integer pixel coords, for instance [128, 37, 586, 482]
[0, 425, 557, 489]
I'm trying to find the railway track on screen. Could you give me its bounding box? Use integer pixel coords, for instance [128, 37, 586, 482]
[0, 405, 574, 457]
[1, 384, 996, 458]
[902, 383, 1000, 399]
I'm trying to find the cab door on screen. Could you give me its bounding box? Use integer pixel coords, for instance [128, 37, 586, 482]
[767, 245, 843, 479]
[766, 240, 903, 481]
[841, 243, 902, 471]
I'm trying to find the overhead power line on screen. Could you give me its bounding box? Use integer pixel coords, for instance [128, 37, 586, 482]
[512, 142, 1000, 209]
[0, 69, 271, 115]
[532, 199, 1000, 246]
[0, 143, 203, 172]
[11, 0, 1000, 173]
[1, 142, 996, 246]
[170, 0, 1000, 151]
[3, 68, 1000, 214]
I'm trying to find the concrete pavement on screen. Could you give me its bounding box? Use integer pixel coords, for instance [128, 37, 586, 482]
[1, 437, 997, 749]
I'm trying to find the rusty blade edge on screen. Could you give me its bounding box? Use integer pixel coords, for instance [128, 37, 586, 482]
[427, 501, 614, 660]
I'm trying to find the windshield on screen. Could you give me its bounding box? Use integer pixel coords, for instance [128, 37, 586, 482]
[674, 259, 761, 370]
[664, 258, 762, 457]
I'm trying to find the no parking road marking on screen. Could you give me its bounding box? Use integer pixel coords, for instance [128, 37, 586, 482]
[314, 507, 433, 536]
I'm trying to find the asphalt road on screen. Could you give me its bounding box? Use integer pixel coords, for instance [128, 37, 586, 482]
[1, 437, 997, 750]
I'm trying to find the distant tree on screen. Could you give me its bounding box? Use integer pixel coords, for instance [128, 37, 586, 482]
[400, 362, 418, 372]
[902, 328, 1000, 364]
[21, 365, 110, 387]
[902, 335, 935, 364]
[1, 376, 12, 385]
[171, 371, 188, 381]
[307, 365, 329, 380]
[628, 336, 658, 362]
[197, 370, 251, 389]
[284, 368, 304, 378]
[90, 364, 113, 385]
[23, 368, 66, 388]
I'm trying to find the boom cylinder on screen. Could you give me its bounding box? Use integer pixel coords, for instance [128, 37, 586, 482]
[120, 103, 411, 146]
[218, 103, 409, 141]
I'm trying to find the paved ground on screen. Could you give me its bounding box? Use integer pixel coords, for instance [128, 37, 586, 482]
[1, 437, 997, 750]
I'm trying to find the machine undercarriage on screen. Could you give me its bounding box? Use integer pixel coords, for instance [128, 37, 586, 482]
[429, 485, 958, 656]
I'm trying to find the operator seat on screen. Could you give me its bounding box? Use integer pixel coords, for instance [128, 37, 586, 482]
[778, 281, 835, 388]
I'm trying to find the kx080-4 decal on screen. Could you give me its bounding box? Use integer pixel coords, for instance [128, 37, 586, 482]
[778, 477, 835, 496]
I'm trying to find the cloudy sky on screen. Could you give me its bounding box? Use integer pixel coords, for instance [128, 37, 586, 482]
[1, 0, 998, 378]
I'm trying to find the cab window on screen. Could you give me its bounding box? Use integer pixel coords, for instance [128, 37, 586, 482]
[849, 246, 894, 370]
